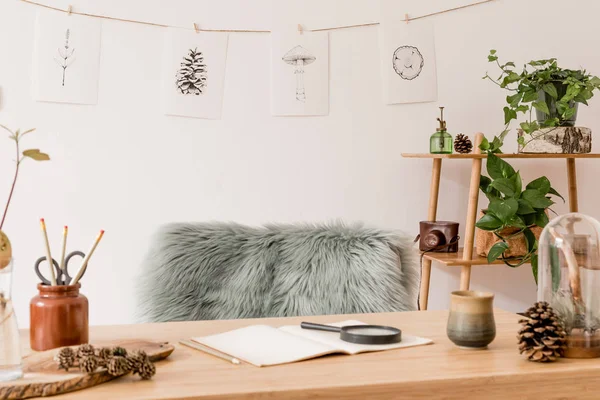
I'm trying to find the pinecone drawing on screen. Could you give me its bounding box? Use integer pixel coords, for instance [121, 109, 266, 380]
[176, 48, 207, 95]
[57, 347, 76, 371]
[518, 301, 566, 362]
[79, 355, 99, 374]
[454, 134, 473, 154]
[77, 344, 95, 359]
[107, 356, 131, 376]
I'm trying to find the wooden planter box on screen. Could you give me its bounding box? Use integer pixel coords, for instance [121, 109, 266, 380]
[475, 212, 543, 258]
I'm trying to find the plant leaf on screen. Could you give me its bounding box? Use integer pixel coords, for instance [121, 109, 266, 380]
[486, 153, 515, 180]
[503, 107, 517, 124]
[488, 241, 509, 263]
[535, 211, 549, 228]
[507, 215, 527, 229]
[517, 199, 536, 214]
[526, 176, 551, 194]
[20, 128, 36, 136]
[490, 177, 516, 196]
[479, 175, 492, 192]
[521, 189, 553, 209]
[532, 100, 550, 115]
[22, 149, 50, 161]
[542, 83, 558, 99]
[512, 171, 522, 196]
[489, 198, 519, 223]
[531, 253, 539, 285]
[476, 213, 503, 231]
[548, 187, 565, 202]
[522, 90, 539, 103]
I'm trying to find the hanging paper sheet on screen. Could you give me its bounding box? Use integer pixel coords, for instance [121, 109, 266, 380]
[271, 30, 329, 116]
[162, 29, 229, 119]
[379, 19, 437, 104]
[32, 10, 102, 105]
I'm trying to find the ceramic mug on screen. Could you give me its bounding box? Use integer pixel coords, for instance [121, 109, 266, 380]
[447, 290, 496, 349]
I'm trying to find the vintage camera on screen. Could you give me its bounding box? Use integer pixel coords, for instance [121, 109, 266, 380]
[417, 221, 459, 252]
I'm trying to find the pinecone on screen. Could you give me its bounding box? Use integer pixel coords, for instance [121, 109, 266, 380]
[79, 355, 99, 374]
[57, 347, 76, 371]
[454, 134, 473, 154]
[518, 301, 566, 362]
[138, 360, 156, 380]
[77, 344, 95, 359]
[112, 346, 128, 358]
[96, 347, 113, 367]
[127, 350, 149, 373]
[107, 356, 131, 376]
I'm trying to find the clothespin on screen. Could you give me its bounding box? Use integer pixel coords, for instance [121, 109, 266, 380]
[67, 5, 72, 15]
[405, 13, 409, 24]
[297, 23, 303, 35]
[193, 23, 200, 33]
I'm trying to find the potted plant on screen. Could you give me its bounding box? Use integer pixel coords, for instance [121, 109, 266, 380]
[475, 137, 563, 279]
[484, 50, 600, 152]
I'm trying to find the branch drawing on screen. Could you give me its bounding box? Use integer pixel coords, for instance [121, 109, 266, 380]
[176, 48, 207, 95]
[282, 45, 316, 102]
[54, 29, 76, 87]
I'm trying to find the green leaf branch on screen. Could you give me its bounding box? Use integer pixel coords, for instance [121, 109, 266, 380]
[475, 149, 564, 281]
[0, 125, 50, 230]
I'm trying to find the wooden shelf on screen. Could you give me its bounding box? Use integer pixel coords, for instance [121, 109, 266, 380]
[401, 153, 600, 159]
[422, 248, 529, 267]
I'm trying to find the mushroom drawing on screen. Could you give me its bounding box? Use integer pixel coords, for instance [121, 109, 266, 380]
[282, 45, 316, 102]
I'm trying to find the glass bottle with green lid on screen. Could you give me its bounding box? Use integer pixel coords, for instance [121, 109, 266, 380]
[430, 107, 453, 154]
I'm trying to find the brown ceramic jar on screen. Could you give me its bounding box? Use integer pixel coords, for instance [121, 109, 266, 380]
[30, 283, 89, 351]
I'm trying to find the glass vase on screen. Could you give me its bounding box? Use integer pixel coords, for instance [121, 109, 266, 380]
[538, 213, 600, 358]
[0, 260, 23, 381]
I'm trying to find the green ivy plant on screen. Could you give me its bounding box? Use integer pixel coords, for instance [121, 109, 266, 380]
[475, 147, 564, 281]
[483, 50, 600, 145]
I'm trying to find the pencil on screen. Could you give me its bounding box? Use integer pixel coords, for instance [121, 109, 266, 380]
[59, 226, 68, 273]
[179, 340, 241, 365]
[71, 229, 104, 285]
[40, 218, 57, 286]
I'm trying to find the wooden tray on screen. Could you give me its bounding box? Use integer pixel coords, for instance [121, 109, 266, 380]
[0, 340, 175, 399]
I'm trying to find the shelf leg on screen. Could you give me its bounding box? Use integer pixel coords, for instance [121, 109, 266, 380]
[567, 158, 578, 213]
[460, 133, 484, 291]
[419, 158, 442, 310]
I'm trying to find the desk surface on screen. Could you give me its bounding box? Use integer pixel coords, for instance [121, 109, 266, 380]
[20, 309, 600, 399]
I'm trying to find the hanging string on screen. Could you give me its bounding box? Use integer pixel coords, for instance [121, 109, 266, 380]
[20, 0, 495, 33]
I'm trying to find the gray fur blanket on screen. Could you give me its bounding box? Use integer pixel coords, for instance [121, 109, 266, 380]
[136, 222, 419, 322]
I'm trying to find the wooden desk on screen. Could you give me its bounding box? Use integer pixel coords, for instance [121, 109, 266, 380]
[20, 309, 600, 399]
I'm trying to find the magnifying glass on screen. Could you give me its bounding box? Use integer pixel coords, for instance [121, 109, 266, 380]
[300, 322, 402, 345]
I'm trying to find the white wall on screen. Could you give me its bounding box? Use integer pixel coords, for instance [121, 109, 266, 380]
[1, 0, 600, 327]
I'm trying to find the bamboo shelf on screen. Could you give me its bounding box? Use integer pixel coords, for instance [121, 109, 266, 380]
[402, 153, 600, 159]
[423, 248, 515, 266]
[403, 133, 593, 310]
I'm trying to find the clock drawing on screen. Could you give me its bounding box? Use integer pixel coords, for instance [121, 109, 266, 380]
[392, 45, 424, 80]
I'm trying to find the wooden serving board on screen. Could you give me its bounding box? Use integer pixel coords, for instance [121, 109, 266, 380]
[0, 340, 175, 400]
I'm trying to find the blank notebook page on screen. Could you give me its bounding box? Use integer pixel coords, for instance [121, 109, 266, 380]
[279, 320, 433, 354]
[192, 325, 336, 367]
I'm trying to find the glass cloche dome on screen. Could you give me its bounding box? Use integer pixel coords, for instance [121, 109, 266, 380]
[538, 213, 600, 358]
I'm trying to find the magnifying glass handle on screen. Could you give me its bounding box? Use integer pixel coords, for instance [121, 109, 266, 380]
[300, 322, 342, 333]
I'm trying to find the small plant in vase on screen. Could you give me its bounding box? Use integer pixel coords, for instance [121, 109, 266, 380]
[475, 137, 563, 279]
[0, 124, 49, 380]
[483, 50, 600, 150]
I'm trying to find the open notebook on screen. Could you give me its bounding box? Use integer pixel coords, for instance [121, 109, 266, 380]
[192, 320, 432, 367]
